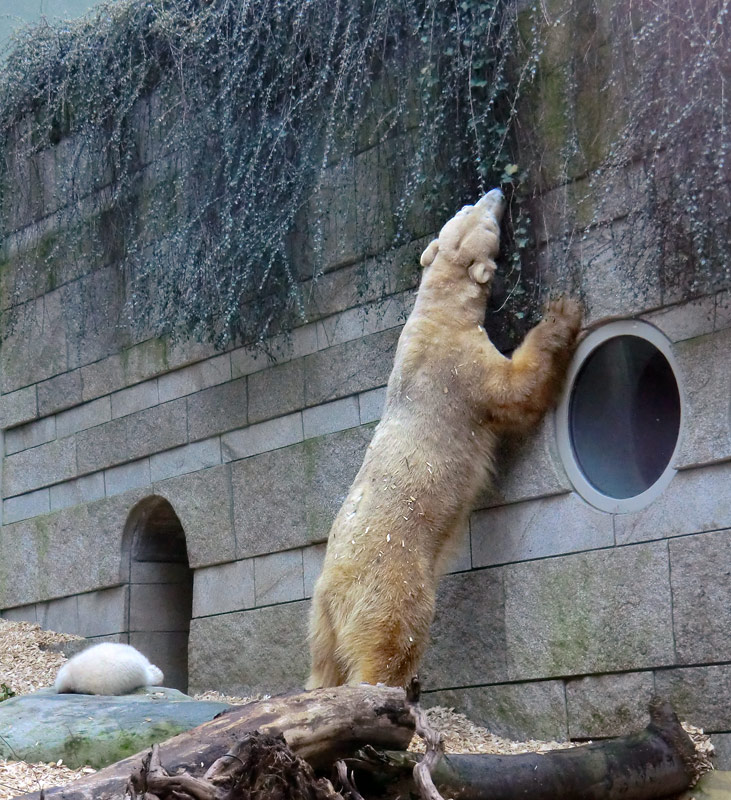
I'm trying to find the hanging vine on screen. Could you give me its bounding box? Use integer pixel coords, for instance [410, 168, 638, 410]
[0, 0, 727, 353]
[0, 0, 530, 350]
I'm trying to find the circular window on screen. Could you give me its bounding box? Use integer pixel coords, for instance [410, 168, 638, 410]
[557, 321, 683, 513]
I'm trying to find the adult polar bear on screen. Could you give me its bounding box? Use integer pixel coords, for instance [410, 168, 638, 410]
[307, 189, 582, 689]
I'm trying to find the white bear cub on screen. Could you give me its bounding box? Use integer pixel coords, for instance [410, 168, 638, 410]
[54, 642, 164, 695]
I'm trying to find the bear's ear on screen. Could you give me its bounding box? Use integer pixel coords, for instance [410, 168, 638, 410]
[468, 260, 494, 284]
[420, 239, 439, 268]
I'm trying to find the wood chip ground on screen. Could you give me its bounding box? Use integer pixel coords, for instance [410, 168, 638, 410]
[0, 620, 716, 798]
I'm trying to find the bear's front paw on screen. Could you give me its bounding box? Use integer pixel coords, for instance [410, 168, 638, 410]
[542, 296, 583, 346]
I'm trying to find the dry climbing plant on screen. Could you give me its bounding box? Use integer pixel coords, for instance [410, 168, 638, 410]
[0, 0, 727, 351]
[0, 0, 532, 351]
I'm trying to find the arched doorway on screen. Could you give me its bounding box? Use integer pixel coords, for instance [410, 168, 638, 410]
[121, 496, 193, 692]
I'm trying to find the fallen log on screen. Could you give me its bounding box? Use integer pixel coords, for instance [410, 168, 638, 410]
[350, 696, 698, 800]
[21, 685, 413, 800]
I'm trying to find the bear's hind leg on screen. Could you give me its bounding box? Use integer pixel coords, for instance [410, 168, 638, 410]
[306, 591, 346, 689]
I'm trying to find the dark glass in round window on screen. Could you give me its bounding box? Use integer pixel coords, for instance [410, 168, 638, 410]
[568, 335, 681, 500]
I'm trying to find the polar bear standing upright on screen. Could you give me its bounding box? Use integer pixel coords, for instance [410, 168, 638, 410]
[307, 189, 582, 689]
[55, 642, 164, 695]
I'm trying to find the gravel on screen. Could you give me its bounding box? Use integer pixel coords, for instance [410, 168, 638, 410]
[0, 620, 94, 798]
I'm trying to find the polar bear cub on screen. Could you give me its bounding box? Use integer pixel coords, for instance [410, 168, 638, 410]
[54, 642, 164, 695]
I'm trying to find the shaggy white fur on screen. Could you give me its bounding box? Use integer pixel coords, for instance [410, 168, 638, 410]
[54, 642, 164, 695]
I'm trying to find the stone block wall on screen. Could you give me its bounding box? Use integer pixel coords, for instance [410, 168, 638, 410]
[1, 0, 729, 765]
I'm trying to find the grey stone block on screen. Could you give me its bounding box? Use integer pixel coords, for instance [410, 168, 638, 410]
[569, 220, 662, 325]
[230, 325, 318, 379]
[315, 291, 413, 350]
[75, 416, 128, 473]
[165, 336, 221, 374]
[231, 444, 308, 558]
[1, 295, 67, 392]
[154, 465, 237, 568]
[77, 399, 188, 473]
[0, 519, 41, 608]
[472, 492, 613, 568]
[504, 541, 675, 680]
[302, 543, 326, 598]
[304, 328, 398, 407]
[149, 438, 221, 483]
[445, 522, 472, 573]
[301, 238, 421, 321]
[711, 734, 731, 770]
[111, 380, 159, 419]
[63, 267, 128, 372]
[1, 604, 38, 624]
[302, 143, 396, 273]
[358, 387, 386, 424]
[188, 601, 310, 695]
[716, 289, 731, 331]
[654, 664, 731, 732]
[193, 559, 255, 617]
[254, 550, 304, 606]
[126, 398, 188, 462]
[303, 426, 374, 543]
[186, 378, 248, 441]
[105, 459, 151, 497]
[565, 672, 655, 738]
[674, 329, 731, 468]
[56, 396, 112, 438]
[37, 595, 80, 636]
[158, 354, 231, 403]
[4, 488, 50, 523]
[248, 359, 304, 425]
[669, 529, 731, 664]
[50, 473, 106, 512]
[481, 416, 573, 508]
[80, 354, 125, 402]
[0, 386, 38, 430]
[3, 437, 77, 496]
[421, 569, 507, 687]
[424, 680, 568, 742]
[644, 296, 716, 342]
[77, 586, 129, 637]
[614, 461, 731, 545]
[130, 582, 191, 632]
[221, 412, 303, 462]
[303, 396, 360, 439]
[122, 338, 170, 386]
[131, 562, 191, 584]
[8, 489, 148, 607]
[129, 630, 190, 692]
[5, 416, 55, 455]
[37, 371, 83, 418]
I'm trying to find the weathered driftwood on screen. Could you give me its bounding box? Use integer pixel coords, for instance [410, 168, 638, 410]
[126, 735, 343, 800]
[350, 696, 698, 800]
[22, 685, 413, 800]
[405, 677, 446, 800]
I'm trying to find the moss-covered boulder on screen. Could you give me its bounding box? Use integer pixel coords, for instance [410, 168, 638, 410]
[0, 687, 232, 768]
